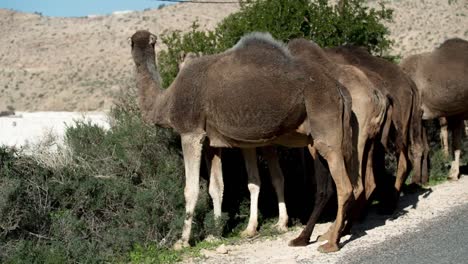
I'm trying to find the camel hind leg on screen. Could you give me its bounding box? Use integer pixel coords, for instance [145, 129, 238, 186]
[315, 146, 353, 253]
[205, 147, 224, 221]
[261, 146, 289, 232]
[289, 145, 334, 247]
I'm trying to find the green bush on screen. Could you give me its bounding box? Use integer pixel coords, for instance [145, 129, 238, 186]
[0, 92, 217, 263]
[158, 0, 393, 87]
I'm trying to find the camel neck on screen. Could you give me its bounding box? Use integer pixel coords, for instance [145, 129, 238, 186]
[134, 53, 171, 127]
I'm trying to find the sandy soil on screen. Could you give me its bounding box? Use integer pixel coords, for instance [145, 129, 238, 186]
[0, 112, 109, 147]
[183, 176, 468, 264]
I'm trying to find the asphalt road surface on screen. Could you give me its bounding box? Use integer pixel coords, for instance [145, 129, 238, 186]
[340, 203, 468, 264]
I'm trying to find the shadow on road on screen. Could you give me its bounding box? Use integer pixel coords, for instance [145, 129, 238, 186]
[339, 185, 433, 248]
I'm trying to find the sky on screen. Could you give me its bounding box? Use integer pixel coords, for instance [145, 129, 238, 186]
[0, 0, 176, 17]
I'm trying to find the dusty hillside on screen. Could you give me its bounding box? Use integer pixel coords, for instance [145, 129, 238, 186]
[0, 1, 239, 111]
[1, 0, 467, 111]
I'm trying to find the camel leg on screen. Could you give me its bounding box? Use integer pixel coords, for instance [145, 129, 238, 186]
[174, 133, 204, 250]
[353, 131, 367, 200]
[317, 140, 376, 243]
[449, 119, 463, 180]
[394, 150, 409, 193]
[421, 125, 430, 184]
[241, 148, 261, 238]
[316, 148, 353, 253]
[205, 147, 224, 220]
[289, 146, 334, 247]
[262, 146, 289, 232]
[440, 117, 450, 158]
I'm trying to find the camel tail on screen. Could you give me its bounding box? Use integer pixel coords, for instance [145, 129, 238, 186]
[340, 86, 353, 166]
[380, 95, 393, 150]
[370, 89, 389, 138]
[408, 80, 426, 184]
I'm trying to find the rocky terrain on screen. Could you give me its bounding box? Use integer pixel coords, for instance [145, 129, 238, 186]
[0, 0, 466, 111]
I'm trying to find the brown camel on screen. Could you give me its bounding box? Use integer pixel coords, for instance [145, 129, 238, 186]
[286, 39, 388, 246]
[130, 30, 354, 252]
[400, 38, 468, 180]
[324, 46, 428, 200]
[178, 52, 289, 237]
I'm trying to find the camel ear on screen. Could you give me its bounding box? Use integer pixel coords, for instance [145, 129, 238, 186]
[149, 34, 157, 45]
[127, 37, 132, 46]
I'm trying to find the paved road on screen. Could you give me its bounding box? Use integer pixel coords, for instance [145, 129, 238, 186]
[340, 203, 468, 264]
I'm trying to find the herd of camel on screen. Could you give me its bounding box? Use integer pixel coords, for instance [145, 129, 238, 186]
[128, 30, 467, 253]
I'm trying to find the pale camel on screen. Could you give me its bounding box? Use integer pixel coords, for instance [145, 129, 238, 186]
[325, 46, 428, 205]
[400, 38, 468, 180]
[439, 117, 466, 160]
[286, 39, 388, 246]
[177, 52, 289, 238]
[130, 30, 354, 253]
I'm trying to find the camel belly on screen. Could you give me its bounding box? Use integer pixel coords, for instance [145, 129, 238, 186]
[206, 122, 312, 148]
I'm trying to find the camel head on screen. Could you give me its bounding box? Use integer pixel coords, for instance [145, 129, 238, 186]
[129, 30, 158, 67]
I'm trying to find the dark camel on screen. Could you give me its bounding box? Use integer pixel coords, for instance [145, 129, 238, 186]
[130, 30, 354, 252]
[401, 38, 468, 180]
[286, 39, 389, 246]
[324, 46, 428, 200]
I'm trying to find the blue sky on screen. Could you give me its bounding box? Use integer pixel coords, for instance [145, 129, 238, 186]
[0, 0, 176, 17]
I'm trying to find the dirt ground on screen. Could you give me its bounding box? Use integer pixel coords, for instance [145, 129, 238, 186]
[183, 176, 468, 264]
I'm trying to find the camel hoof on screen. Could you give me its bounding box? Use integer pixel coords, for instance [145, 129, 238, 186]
[173, 240, 189, 251]
[288, 236, 309, 247]
[318, 242, 339, 253]
[240, 229, 257, 238]
[448, 169, 460, 181]
[274, 224, 288, 233]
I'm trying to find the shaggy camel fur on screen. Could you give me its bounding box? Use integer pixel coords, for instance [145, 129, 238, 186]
[325, 46, 428, 198]
[401, 38, 468, 180]
[130, 30, 353, 253]
[178, 52, 289, 237]
[286, 39, 388, 246]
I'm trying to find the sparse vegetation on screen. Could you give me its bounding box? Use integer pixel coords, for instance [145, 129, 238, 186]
[1, 0, 466, 263]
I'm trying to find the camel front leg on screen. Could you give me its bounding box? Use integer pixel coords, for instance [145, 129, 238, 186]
[205, 147, 224, 219]
[241, 148, 261, 238]
[262, 146, 288, 233]
[449, 119, 464, 180]
[174, 133, 204, 250]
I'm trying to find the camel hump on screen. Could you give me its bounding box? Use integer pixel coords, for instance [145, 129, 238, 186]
[438, 38, 468, 50]
[230, 32, 291, 58]
[288, 38, 334, 70]
[435, 38, 468, 61]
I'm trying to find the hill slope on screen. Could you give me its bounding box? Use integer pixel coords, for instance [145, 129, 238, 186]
[1, 0, 466, 111]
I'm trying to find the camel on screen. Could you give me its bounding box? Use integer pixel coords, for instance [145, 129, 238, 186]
[400, 38, 468, 180]
[130, 30, 354, 253]
[178, 52, 289, 237]
[439, 117, 466, 160]
[324, 46, 428, 204]
[286, 39, 388, 246]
